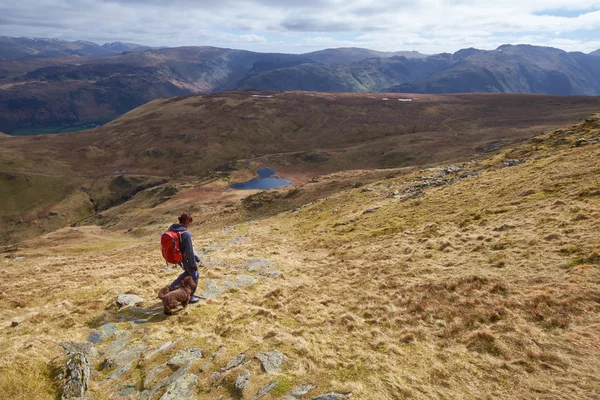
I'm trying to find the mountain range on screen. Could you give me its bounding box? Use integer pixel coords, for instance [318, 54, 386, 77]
[0, 36, 154, 60]
[0, 36, 599, 134]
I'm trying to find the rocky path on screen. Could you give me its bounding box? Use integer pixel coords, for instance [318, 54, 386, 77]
[57, 225, 351, 400]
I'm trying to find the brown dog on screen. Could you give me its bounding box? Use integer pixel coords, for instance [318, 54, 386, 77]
[157, 276, 197, 315]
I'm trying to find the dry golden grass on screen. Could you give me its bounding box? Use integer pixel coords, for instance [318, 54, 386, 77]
[1, 116, 600, 399]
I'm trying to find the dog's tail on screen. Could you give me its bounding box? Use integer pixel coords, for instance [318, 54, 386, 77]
[157, 286, 170, 300]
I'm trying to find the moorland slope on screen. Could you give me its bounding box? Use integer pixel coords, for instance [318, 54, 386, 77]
[1, 91, 598, 245]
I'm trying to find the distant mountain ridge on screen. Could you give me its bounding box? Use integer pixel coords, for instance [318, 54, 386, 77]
[591, 49, 600, 56]
[0, 40, 599, 133]
[0, 36, 154, 60]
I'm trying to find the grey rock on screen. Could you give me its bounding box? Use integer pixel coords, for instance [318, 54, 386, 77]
[107, 362, 131, 381]
[235, 370, 251, 397]
[129, 318, 149, 328]
[11, 317, 26, 327]
[113, 330, 132, 341]
[253, 381, 278, 399]
[210, 372, 223, 386]
[361, 188, 375, 192]
[61, 352, 90, 400]
[105, 339, 130, 356]
[142, 338, 184, 363]
[116, 294, 144, 308]
[144, 364, 166, 388]
[102, 344, 147, 370]
[223, 353, 245, 371]
[311, 393, 352, 400]
[87, 330, 107, 344]
[256, 350, 288, 373]
[200, 279, 224, 299]
[167, 348, 203, 368]
[245, 258, 271, 272]
[362, 207, 381, 214]
[260, 270, 282, 279]
[159, 373, 198, 400]
[60, 342, 97, 359]
[288, 384, 315, 398]
[220, 280, 238, 290]
[502, 159, 525, 168]
[100, 322, 119, 337]
[141, 362, 192, 400]
[235, 274, 258, 287]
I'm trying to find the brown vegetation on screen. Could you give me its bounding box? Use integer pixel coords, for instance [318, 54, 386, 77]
[0, 100, 599, 399]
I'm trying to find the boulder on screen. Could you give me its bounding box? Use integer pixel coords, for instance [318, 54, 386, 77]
[116, 294, 144, 308]
[60, 342, 97, 359]
[235, 370, 251, 397]
[256, 350, 287, 373]
[61, 352, 90, 400]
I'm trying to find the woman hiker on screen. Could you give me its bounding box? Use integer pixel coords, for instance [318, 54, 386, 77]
[166, 212, 201, 303]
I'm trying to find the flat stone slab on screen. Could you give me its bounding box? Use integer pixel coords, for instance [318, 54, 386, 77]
[260, 270, 282, 279]
[312, 393, 352, 400]
[256, 350, 287, 373]
[144, 364, 166, 389]
[116, 294, 144, 308]
[142, 338, 184, 363]
[60, 342, 97, 358]
[200, 279, 224, 299]
[107, 362, 131, 381]
[222, 353, 245, 371]
[288, 384, 315, 397]
[100, 322, 119, 337]
[159, 373, 198, 400]
[103, 344, 148, 370]
[235, 275, 258, 288]
[167, 348, 203, 368]
[220, 280, 238, 290]
[253, 381, 278, 399]
[245, 258, 272, 272]
[140, 362, 191, 400]
[87, 330, 107, 344]
[104, 339, 130, 356]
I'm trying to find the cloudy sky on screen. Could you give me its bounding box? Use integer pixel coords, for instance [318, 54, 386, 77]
[2, 0, 600, 53]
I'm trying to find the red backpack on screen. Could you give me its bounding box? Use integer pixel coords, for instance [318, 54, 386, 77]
[161, 230, 183, 264]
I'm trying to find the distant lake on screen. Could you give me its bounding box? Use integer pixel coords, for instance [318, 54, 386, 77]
[230, 167, 293, 190]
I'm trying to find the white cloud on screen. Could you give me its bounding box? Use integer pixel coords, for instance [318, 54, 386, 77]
[0, 0, 599, 53]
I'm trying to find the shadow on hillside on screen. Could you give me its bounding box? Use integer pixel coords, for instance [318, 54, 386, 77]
[86, 301, 175, 329]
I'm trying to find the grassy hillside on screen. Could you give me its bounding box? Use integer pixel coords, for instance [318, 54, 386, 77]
[0, 113, 599, 399]
[0, 91, 598, 246]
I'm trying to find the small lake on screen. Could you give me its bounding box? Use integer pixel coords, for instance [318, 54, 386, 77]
[230, 167, 293, 190]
